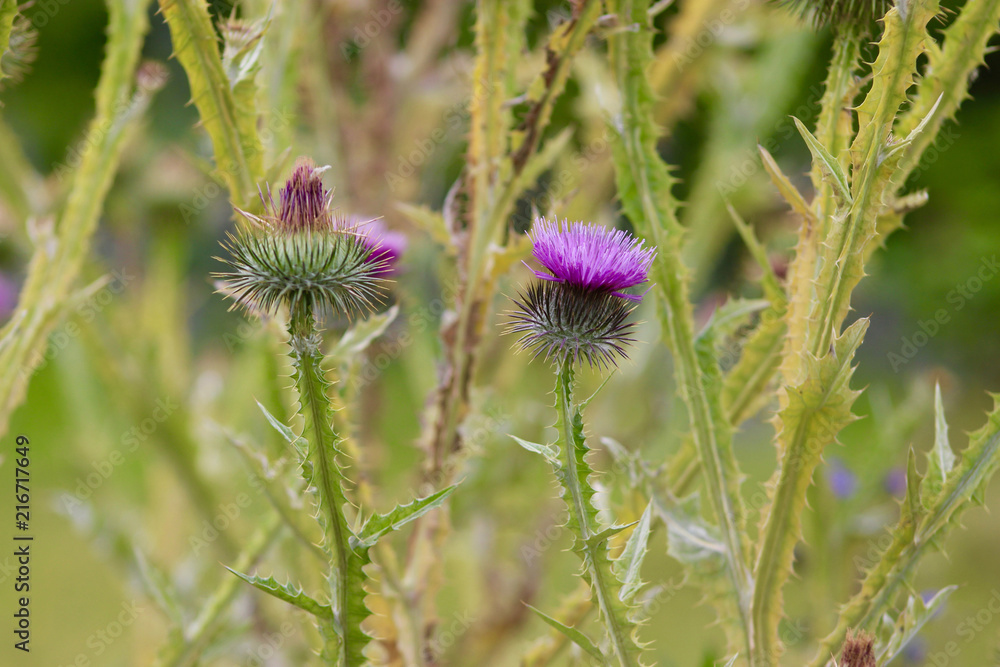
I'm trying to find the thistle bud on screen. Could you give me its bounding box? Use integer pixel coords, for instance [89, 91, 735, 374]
[506, 217, 656, 369]
[775, 0, 891, 30]
[215, 161, 388, 317]
[0, 16, 38, 90]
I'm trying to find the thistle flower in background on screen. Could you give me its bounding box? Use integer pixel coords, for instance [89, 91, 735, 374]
[357, 218, 407, 277]
[507, 217, 655, 369]
[215, 161, 388, 318]
[826, 459, 858, 500]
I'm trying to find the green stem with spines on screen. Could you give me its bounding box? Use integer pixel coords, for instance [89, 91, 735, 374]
[288, 300, 366, 666]
[0, 0, 155, 436]
[554, 359, 637, 667]
[808, 398, 1000, 667]
[607, 0, 753, 655]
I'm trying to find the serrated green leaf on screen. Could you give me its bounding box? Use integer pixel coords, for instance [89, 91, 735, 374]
[793, 116, 852, 206]
[759, 144, 816, 226]
[329, 305, 399, 360]
[877, 586, 956, 664]
[395, 202, 455, 253]
[614, 503, 653, 604]
[923, 383, 955, 507]
[511, 435, 561, 466]
[354, 486, 457, 549]
[256, 400, 306, 455]
[526, 604, 604, 661]
[810, 394, 1000, 666]
[226, 568, 334, 622]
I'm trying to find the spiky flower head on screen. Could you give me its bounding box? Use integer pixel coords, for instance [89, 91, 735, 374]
[775, 0, 891, 30]
[506, 218, 656, 369]
[528, 217, 655, 301]
[215, 161, 388, 317]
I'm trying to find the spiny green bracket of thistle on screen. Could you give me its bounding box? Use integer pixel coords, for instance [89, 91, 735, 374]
[774, 0, 891, 30]
[506, 218, 656, 667]
[216, 162, 456, 666]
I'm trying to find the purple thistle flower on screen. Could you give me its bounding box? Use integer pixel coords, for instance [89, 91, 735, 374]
[215, 160, 388, 317]
[276, 162, 333, 233]
[528, 217, 656, 302]
[356, 218, 407, 277]
[826, 459, 858, 500]
[505, 218, 656, 369]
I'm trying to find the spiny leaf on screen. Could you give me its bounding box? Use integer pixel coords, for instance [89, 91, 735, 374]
[354, 486, 457, 549]
[922, 383, 955, 508]
[614, 503, 653, 604]
[793, 116, 852, 205]
[511, 435, 561, 466]
[226, 568, 334, 622]
[158, 0, 264, 208]
[752, 318, 869, 663]
[525, 604, 604, 661]
[876, 586, 956, 664]
[328, 305, 399, 361]
[758, 144, 815, 225]
[724, 201, 785, 307]
[395, 202, 455, 254]
[894, 0, 1000, 182]
[809, 394, 1000, 666]
[549, 362, 644, 665]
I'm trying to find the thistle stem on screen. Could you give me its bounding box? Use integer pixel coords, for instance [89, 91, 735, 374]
[555, 359, 635, 667]
[287, 300, 360, 666]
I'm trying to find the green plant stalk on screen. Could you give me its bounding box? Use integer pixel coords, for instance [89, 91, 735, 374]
[287, 301, 365, 665]
[809, 1, 936, 359]
[428, 0, 597, 474]
[607, 0, 753, 654]
[158, 0, 264, 209]
[159, 513, 283, 667]
[808, 400, 1000, 667]
[895, 0, 1000, 182]
[0, 117, 37, 231]
[0, 0, 153, 437]
[555, 360, 636, 667]
[751, 320, 867, 667]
